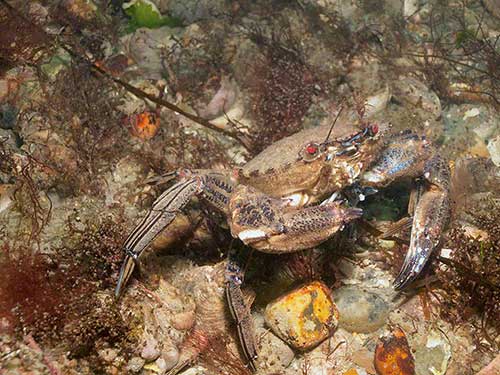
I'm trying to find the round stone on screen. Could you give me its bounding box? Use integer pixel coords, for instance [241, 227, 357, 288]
[141, 337, 161, 361]
[126, 356, 145, 373]
[333, 286, 390, 333]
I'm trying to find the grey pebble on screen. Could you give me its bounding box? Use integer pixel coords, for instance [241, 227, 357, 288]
[126, 356, 145, 373]
[333, 286, 390, 333]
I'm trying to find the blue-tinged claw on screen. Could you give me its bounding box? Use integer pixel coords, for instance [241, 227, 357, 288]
[394, 156, 450, 290]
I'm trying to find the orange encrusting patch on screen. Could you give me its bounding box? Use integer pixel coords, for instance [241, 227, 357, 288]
[374, 327, 415, 375]
[128, 111, 160, 140]
[264, 281, 338, 350]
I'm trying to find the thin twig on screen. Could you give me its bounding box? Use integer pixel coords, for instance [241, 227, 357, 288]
[405, 52, 500, 81]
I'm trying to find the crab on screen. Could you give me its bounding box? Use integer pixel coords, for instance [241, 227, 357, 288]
[115, 113, 450, 371]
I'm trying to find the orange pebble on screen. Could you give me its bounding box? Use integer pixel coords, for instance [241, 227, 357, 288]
[128, 111, 160, 140]
[343, 369, 360, 375]
[374, 327, 415, 375]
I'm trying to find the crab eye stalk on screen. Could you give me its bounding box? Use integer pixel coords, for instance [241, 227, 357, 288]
[300, 142, 322, 162]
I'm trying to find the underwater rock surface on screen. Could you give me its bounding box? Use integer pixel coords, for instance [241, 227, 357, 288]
[334, 286, 390, 333]
[0, 0, 499, 374]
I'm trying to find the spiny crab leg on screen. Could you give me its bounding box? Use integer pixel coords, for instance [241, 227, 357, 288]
[361, 134, 451, 289]
[115, 170, 234, 297]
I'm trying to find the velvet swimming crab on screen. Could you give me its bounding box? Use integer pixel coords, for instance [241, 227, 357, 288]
[115, 112, 450, 370]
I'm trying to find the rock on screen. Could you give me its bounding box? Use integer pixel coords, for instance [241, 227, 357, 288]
[170, 310, 196, 331]
[62, 0, 97, 21]
[151, 213, 193, 251]
[123, 27, 181, 80]
[155, 357, 168, 374]
[98, 348, 118, 363]
[476, 353, 500, 375]
[364, 85, 392, 118]
[0, 184, 14, 213]
[0, 78, 20, 104]
[126, 356, 146, 373]
[414, 331, 451, 375]
[374, 327, 415, 375]
[483, 0, 500, 19]
[352, 348, 377, 373]
[264, 281, 339, 350]
[343, 61, 391, 118]
[0, 104, 18, 130]
[161, 345, 180, 371]
[487, 136, 500, 166]
[403, 0, 419, 18]
[254, 324, 295, 372]
[166, 0, 226, 23]
[141, 337, 161, 361]
[197, 76, 238, 120]
[392, 77, 441, 119]
[334, 286, 390, 333]
[28, 2, 49, 22]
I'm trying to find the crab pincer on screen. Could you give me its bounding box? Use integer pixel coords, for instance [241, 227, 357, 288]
[361, 135, 451, 289]
[393, 156, 451, 289]
[229, 185, 363, 253]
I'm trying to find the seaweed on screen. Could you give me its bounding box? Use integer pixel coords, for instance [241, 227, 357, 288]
[65, 211, 128, 288]
[245, 28, 317, 153]
[0, 1, 53, 68]
[435, 206, 500, 351]
[375, 0, 500, 108]
[43, 63, 129, 196]
[198, 332, 252, 375]
[0, 212, 134, 370]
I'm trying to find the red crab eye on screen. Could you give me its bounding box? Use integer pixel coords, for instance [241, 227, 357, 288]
[306, 144, 318, 154]
[300, 142, 322, 162]
[369, 123, 379, 136]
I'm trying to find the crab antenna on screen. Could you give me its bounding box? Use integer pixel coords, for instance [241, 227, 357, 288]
[324, 106, 344, 144]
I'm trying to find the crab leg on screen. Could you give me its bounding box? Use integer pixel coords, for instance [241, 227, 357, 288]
[361, 137, 450, 289]
[361, 133, 432, 186]
[225, 251, 258, 371]
[115, 170, 234, 297]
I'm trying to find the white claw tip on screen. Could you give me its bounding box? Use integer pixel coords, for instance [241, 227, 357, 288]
[238, 229, 267, 242]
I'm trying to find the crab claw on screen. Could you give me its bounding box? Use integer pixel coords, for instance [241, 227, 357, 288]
[394, 156, 450, 290]
[229, 185, 363, 253]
